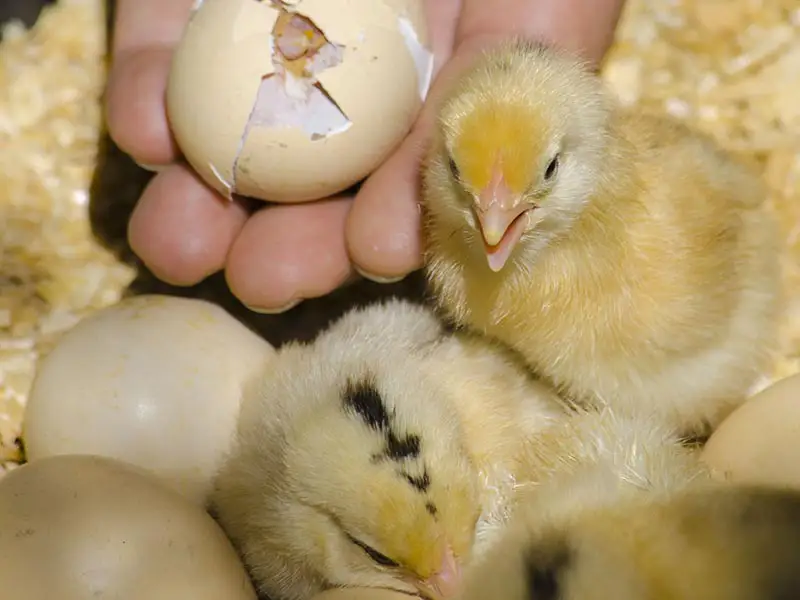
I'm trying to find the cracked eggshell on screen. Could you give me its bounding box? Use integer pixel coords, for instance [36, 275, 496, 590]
[0, 454, 257, 600]
[701, 373, 800, 490]
[23, 295, 275, 506]
[167, 0, 277, 198]
[167, 0, 432, 203]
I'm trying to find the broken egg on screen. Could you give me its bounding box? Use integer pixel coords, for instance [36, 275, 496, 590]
[167, 0, 433, 202]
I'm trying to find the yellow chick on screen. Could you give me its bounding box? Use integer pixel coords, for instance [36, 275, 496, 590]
[459, 407, 800, 599]
[209, 299, 564, 600]
[459, 483, 800, 600]
[504, 408, 707, 529]
[421, 39, 782, 437]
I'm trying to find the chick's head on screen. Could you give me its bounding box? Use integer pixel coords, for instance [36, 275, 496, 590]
[277, 359, 481, 599]
[424, 39, 612, 273]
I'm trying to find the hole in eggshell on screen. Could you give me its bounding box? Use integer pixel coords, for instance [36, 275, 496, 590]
[231, 2, 352, 194]
[273, 10, 327, 64]
[245, 74, 350, 139]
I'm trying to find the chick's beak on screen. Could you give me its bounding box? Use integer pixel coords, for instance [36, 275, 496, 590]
[417, 545, 462, 599]
[474, 168, 531, 273]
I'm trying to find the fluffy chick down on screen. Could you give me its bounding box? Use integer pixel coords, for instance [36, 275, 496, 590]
[209, 299, 564, 600]
[459, 407, 800, 600]
[422, 38, 783, 437]
[210, 297, 799, 600]
[460, 483, 800, 600]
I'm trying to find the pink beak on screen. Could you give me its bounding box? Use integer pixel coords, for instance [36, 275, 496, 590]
[474, 168, 531, 272]
[418, 545, 462, 599]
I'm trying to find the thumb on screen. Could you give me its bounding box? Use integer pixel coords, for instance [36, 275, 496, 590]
[344, 42, 488, 282]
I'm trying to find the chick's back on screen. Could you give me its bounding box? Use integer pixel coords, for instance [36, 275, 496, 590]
[459, 484, 800, 600]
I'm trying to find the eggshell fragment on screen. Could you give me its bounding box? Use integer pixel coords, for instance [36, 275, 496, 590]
[0, 454, 257, 600]
[23, 295, 274, 505]
[701, 373, 800, 489]
[167, 0, 433, 203]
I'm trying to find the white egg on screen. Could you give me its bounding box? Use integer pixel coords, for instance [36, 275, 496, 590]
[702, 372, 800, 489]
[0, 454, 257, 600]
[23, 295, 274, 505]
[167, 0, 433, 203]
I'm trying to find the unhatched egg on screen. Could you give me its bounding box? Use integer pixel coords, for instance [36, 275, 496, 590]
[167, 0, 433, 202]
[701, 373, 800, 489]
[0, 454, 257, 600]
[23, 295, 274, 505]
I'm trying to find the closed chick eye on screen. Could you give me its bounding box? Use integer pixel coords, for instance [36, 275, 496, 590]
[347, 534, 400, 568]
[544, 154, 560, 181]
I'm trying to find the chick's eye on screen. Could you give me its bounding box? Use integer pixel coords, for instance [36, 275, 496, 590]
[448, 156, 461, 180]
[544, 154, 560, 181]
[348, 534, 400, 568]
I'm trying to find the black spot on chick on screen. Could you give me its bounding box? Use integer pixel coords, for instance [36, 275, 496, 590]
[728, 488, 800, 599]
[342, 375, 433, 498]
[405, 471, 431, 493]
[524, 540, 572, 600]
[386, 432, 421, 461]
[766, 578, 800, 600]
[342, 376, 391, 432]
[426, 502, 438, 518]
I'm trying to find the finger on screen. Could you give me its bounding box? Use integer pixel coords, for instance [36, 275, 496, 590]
[106, 0, 196, 165]
[111, 0, 196, 57]
[128, 164, 248, 285]
[422, 0, 462, 59]
[226, 199, 354, 313]
[456, 0, 627, 65]
[345, 0, 461, 281]
[105, 47, 178, 166]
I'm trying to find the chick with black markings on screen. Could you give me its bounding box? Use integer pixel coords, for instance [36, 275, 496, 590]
[210, 300, 565, 600]
[459, 484, 800, 600]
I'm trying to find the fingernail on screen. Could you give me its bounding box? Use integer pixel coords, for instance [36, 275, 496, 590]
[353, 265, 407, 285]
[244, 298, 302, 315]
[135, 161, 168, 173]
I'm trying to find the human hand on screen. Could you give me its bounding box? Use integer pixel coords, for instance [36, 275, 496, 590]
[106, 0, 625, 313]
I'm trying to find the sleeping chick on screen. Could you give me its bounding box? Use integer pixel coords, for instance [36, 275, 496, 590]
[421, 39, 782, 437]
[459, 407, 800, 599]
[209, 299, 565, 600]
[458, 483, 800, 600]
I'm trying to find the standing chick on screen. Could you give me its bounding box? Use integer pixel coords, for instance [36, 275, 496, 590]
[209, 299, 564, 600]
[421, 39, 782, 436]
[458, 484, 800, 600]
